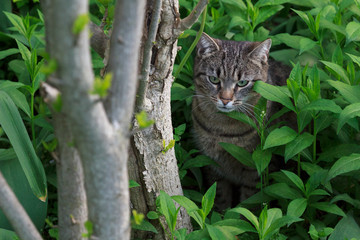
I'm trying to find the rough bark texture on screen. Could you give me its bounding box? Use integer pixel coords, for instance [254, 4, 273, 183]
[42, 0, 145, 239]
[0, 172, 42, 240]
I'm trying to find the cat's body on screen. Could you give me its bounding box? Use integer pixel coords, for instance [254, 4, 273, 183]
[192, 34, 291, 208]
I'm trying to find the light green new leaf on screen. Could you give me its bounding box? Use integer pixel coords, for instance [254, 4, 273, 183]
[264, 126, 297, 149]
[285, 133, 313, 162]
[337, 103, 360, 133]
[282, 170, 305, 193]
[321, 61, 350, 84]
[72, 13, 90, 34]
[254, 81, 295, 111]
[327, 153, 360, 181]
[0, 91, 47, 201]
[219, 142, 255, 168]
[301, 99, 342, 113]
[327, 80, 360, 103]
[129, 180, 140, 188]
[311, 202, 346, 217]
[345, 22, 360, 44]
[287, 198, 307, 217]
[230, 207, 259, 231]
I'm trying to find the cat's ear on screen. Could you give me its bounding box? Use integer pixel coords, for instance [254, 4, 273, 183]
[248, 39, 271, 63]
[197, 33, 220, 57]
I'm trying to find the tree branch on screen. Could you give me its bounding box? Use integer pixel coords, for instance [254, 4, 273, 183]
[135, 0, 162, 111]
[104, 0, 145, 129]
[89, 21, 108, 58]
[0, 172, 42, 240]
[177, 0, 208, 34]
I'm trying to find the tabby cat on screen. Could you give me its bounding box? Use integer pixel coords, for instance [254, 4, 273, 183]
[192, 33, 290, 209]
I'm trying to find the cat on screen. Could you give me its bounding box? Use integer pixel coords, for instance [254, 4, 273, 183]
[192, 33, 291, 209]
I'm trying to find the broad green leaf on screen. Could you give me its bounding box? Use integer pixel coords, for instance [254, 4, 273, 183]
[292, 9, 310, 27]
[299, 38, 317, 55]
[264, 126, 297, 149]
[146, 211, 159, 220]
[285, 133, 313, 162]
[255, 0, 292, 7]
[327, 153, 360, 181]
[206, 224, 235, 240]
[329, 213, 360, 240]
[301, 99, 341, 113]
[131, 219, 158, 233]
[229, 16, 251, 30]
[281, 170, 305, 193]
[311, 202, 346, 217]
[0, 229, 17, 239]
[3, 11, 27, 37]
[16, 39, 31, 64]
[72, 13, 90, 34]
[264, 208, 282, 232]
[287, 198, 307, 217]
[213, 219, 257, 234]
[330, 193, 360, 209]
[252, 149, 272, 175]
[345, 21, 360, 44]
[264, 183, 302, 200]
[202, 183, 216, 218]
[254, 6, 284, 28]
[254, 81, 295, 111]
[219, 142, 255, 168]
[321, 61, 350, 84]
[172, 195, 203, 227]
[181, 155, 218, 170]
[6, 89, 31, 117]
[0, 148, 16, 161]
[320, 19, 346, 36]
[0, 91, 47, 201]
[327, 80, 360, 103]
[171, 83, 193, 101]
[337, 103, 360, 133]
[174, 228, 187, 240]
[230, 207, 259, 231]
[0, 48, 19, 60]
[224, 111, 257, 130]
[273, 33, 306, 50]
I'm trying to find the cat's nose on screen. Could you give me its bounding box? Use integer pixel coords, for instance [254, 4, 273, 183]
[220, 97, 232, 105]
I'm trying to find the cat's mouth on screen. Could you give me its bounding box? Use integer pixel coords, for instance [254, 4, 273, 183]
[216, 106, 235, 112]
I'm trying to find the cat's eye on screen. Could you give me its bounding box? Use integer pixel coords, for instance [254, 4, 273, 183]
[237, 80, 249, 87]
[208, 76, 220, 84]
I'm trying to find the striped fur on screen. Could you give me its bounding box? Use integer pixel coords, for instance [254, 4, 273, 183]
[192, 33, 290, 209]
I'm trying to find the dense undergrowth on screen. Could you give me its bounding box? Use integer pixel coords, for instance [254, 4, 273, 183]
[0, 0, 360, 239]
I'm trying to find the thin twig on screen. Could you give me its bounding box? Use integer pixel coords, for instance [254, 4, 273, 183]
[0, 172, 43, 240]
[135, 0, 162, 111]
[176, 0, 208, 34]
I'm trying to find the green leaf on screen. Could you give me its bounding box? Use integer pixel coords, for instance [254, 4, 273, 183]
[287, 198, 307, 217]
[230, 207, 259, 231]
[255, 0, 292, 7]
[264, 215, 302, 238]
[264, 183, 302, 200]
[285, 133, 313, 162]
[281, 170, 305, 193]
[202, 183, 216, 218]
[171, 83, 193, 101]
[131, 219, 158, 233]
[345, 21, 360, 45]
[91, 73, 112, 98]
[15, 39, 31, 64]
[129, 180, 140, 188]
[219, 142, 255, 168]
[299, 38, 317, 55]
[213, 219, 257, 234]
[252, 149, 272, 175]
[172, 195, 203, 228]
[311, 202, 346, 217]
[158, 190, 177, 232]
[264, 126, 297, 149]
[0, 48, 19, 60]
[327, 80, 360, 103]
[327, 153, 360, 181]
[206, 224, 234, 240]
[254, 81, 295, 111]
[224, 111, 257, 130]
[135, 110, 155, 129]
[301, 99, 342, 113]
[3, 11, 27, 37]
[0, 91, 47, 201]
[338, 103, 360, 133]
[254, 6, 284, 28]
[146, 211, 159, 220]
[72, 13, 90, 34]
[329, 213, 360, 240]
[321, 61, 350, 84]
[0, 148, 16, 161]
[181, 155, 218, 170]
[346, 53, 360, 68]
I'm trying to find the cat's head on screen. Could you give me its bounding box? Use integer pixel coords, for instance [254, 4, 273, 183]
[193, 33, 271, 113]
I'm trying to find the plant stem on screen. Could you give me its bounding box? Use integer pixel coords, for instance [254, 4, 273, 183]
[174, 6, 207, 79]
[31, 92, 35, 148]
[313, 117, 317, 162]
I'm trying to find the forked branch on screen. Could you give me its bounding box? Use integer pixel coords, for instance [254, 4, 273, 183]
[177, 0, 208, 34]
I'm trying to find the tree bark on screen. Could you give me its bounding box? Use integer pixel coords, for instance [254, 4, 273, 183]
[42, 0, 145, 239]
[0, 172, 42, 240]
